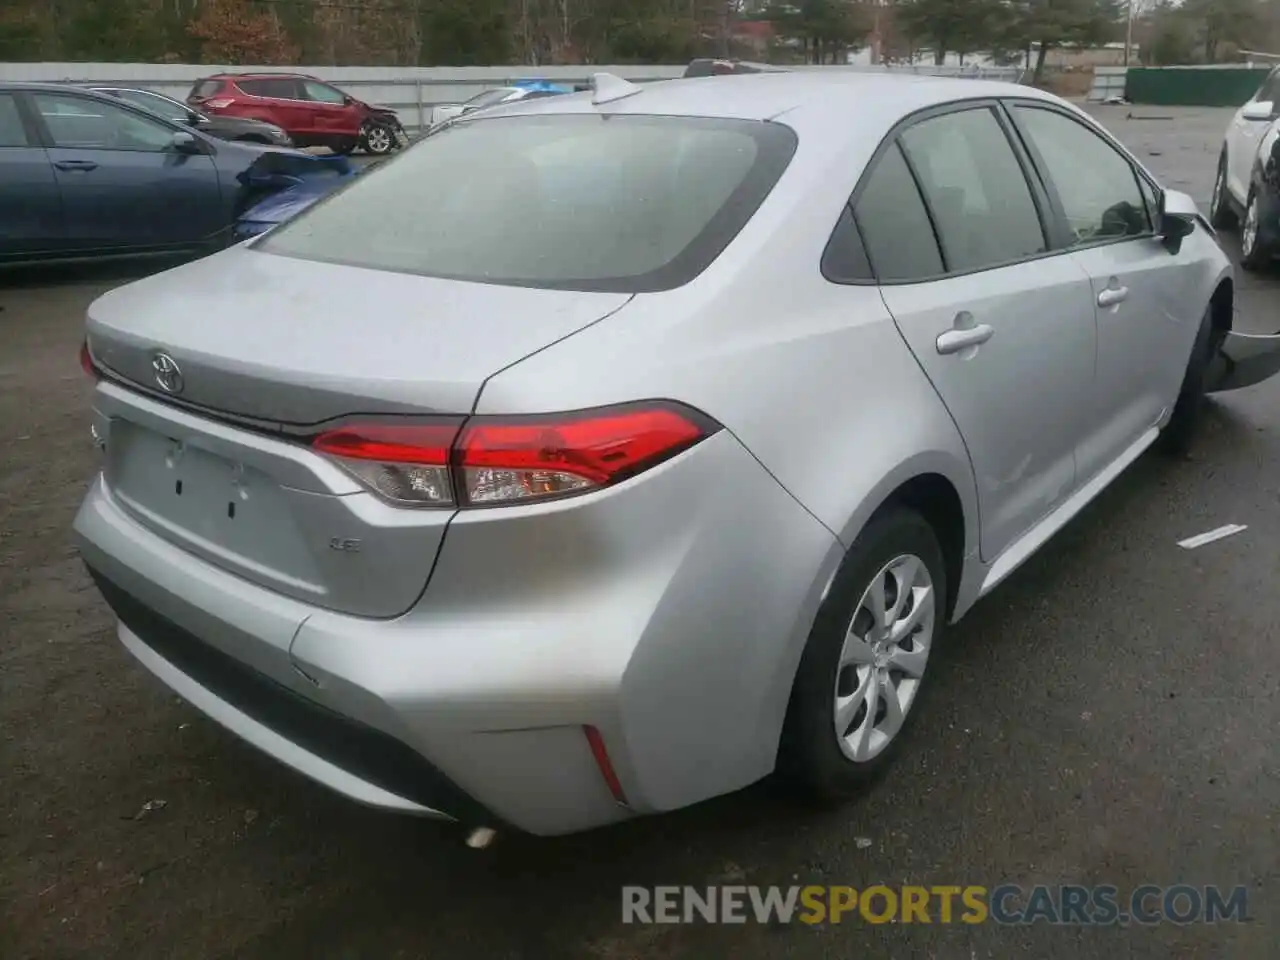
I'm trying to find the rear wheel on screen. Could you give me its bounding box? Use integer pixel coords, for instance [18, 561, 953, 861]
[779, 508, 946, 799]
[1210, 153, 1237, 230]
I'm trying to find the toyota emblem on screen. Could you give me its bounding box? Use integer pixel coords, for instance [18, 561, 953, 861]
[152, 352, 184, 394]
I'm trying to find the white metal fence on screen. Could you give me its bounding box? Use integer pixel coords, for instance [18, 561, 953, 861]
[0, 61, 1025, 134]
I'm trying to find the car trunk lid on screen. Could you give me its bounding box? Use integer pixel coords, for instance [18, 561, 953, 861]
[85, 248, 632, 617]
[86, 245, 632, 423]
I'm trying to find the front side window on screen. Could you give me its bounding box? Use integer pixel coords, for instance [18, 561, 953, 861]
[33, 94, 176, 152]
[1257, 68, 1280, 105]
[1012, 105, 1151, 246]
[899, 106, 1046, 273]
[258, 114, 797, 292]
[303, 80, 347, 105]
[852, 142, 944, 282]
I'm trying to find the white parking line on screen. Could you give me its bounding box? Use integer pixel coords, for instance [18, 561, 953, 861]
[1177, 524, 1248, 549]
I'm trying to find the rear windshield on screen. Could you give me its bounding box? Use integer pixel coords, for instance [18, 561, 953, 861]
[464, 88, 517, 108]
[256, 114, 798, 292]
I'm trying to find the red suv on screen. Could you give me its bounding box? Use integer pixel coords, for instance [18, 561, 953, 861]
[187, 73, 407, 156]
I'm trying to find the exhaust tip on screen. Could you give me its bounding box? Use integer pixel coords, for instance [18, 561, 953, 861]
[465, 827, 498, 850]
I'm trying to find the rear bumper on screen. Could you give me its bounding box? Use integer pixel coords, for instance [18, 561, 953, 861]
[88, 566, 488, 822]
[75, 430, 840, 836]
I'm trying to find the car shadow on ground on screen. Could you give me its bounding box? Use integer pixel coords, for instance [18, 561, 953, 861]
[0, 258, 187, 292]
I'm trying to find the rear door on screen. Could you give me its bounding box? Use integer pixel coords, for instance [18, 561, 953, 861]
[0, 91, 66, 257]
[31, 91, 223, 250]
[300, 79, 362, 141]
[859, 103, 1099, 562]
[1007, 101, 1197, 485]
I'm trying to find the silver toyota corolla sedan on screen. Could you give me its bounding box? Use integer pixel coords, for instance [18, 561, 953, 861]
[75, 71, 1280, 839]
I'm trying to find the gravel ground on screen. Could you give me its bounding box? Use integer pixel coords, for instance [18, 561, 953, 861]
[1, 105, 1277, 959]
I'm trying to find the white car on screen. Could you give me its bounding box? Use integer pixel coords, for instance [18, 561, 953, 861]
[428, 84, 569, 128]
[1211, 65, 1280, 269]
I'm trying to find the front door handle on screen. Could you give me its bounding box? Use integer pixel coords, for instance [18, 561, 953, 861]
[1097, 286, 1129, 308]
[936, 323, 995, 355]
[54, 159, 98, 172]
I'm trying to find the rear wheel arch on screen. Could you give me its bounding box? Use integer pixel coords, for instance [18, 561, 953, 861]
[868, 473, 966, 622]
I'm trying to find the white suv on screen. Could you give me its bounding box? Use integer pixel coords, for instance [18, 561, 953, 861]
[1212, 66, 1280, 269]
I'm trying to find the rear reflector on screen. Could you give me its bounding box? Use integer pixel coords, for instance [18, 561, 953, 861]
[310, 402, 718, 509]
[79, 340, 98, 379]
[583, 725, 629, 806]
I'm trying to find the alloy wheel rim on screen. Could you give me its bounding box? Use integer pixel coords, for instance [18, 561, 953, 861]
[1244, 198, 1259, 255]
[833, 554, 936, 763]
[367, 127, 392, 152]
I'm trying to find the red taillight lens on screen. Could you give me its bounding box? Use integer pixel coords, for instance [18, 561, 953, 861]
[310, 402, 717, 509]
[456, 404, 709, 506]
[79, 340, 98, 379]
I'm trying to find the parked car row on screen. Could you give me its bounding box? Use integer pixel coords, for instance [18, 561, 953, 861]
[0, 82, 358, 264]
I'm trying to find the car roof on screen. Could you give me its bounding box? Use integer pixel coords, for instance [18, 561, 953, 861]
[202, 72, 318, 80]
[0, 81, 127, 96]
[477, 70, 1062, 127]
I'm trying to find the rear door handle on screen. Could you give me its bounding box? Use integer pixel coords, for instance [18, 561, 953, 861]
[54, 159, 98, 172]
[936, 324, 994, 355]
[1097, 286, 1129, 308]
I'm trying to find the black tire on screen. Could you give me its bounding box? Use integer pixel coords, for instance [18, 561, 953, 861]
[1210, 153, 1237, 230]
[1157, 303, 1217, 456]
[1239, 188, 1274, 272]
[778, 507, 947, 800]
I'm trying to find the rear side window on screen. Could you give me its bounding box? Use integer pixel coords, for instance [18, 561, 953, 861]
[899, 106, 1046, 273]
[853, 143, 944, 282]
[189, 79, 223, 99]
[258, 114, 798, 293]
[0, 94, 30, 147]
[240, 78, 301, 99]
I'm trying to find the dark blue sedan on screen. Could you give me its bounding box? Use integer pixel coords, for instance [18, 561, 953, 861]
[0, 82, 333, 265]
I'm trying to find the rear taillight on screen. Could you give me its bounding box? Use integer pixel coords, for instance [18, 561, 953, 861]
[206, 98, 234, 110]
[310, 402, 717, 509]
[79, 340, 98, 379]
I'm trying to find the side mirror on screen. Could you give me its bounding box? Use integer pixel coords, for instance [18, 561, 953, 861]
[1242, 100, 1274, 121]
[1158, 188, 1197, 251]
[171, 130, 201, 154]
[343, 94, 356, 106]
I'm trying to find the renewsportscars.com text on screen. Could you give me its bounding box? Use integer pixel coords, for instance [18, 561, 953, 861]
[621, 884, 1250, 926]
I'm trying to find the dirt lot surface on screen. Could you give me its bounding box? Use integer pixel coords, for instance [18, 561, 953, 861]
[2, 106, 1277, 959]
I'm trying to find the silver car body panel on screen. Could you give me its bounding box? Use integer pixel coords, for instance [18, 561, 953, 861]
[74, 71, 1280, 835]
